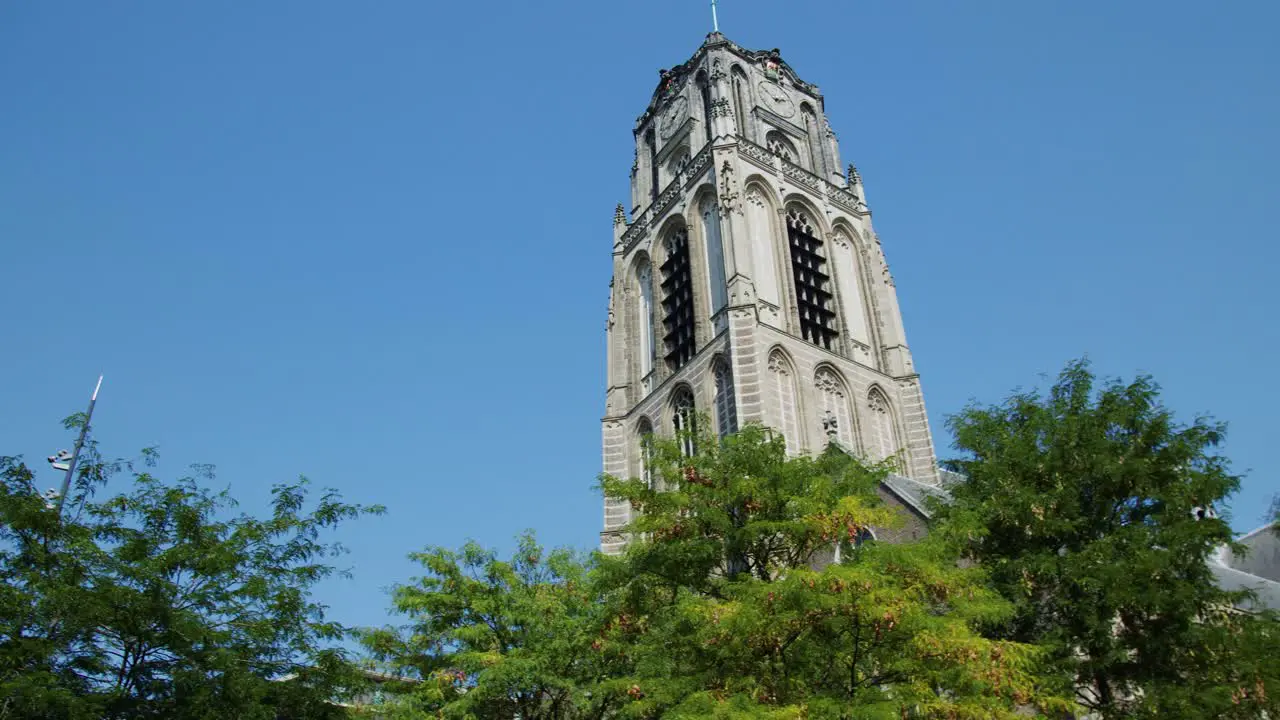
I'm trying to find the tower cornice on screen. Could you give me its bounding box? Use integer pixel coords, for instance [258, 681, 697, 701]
[634, 34, 823, 134]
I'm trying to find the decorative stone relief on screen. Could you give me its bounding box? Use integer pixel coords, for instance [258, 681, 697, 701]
[827, 183, 865, 213]
[782, 159, 822, 191]
[822, 411, 839, 438]
[740, 139, 773, 167]
[684, 145, 712, 185]
[709, 57, 727, 82]
[614, 203, 627, 227]
[718, 161, 740, 216]
[710, 97, 733, 118]
[815, 370, 844, 397]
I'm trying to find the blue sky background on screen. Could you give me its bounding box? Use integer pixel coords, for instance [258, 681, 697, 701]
[2, 1, 1277, 631]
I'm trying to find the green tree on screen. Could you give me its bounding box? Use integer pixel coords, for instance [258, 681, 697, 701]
[938, 359, 1279, 718]
[0, 426, 383, 719]
[360, 534, 621, 720]
[370, 424, 1072, 719]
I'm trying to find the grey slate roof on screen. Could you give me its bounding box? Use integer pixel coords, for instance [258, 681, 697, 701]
[881, 473, 952, 519]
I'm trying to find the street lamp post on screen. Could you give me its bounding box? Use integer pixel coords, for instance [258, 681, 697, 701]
[47, 375, 102, 517]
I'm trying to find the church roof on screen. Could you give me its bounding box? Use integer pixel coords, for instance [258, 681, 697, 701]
[881, 472, 953, 519]
[1209, 545, 1280, 613]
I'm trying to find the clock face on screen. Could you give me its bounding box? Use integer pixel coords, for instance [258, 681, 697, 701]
[757, 81, 796, 118]
[659, 96, 688, 139]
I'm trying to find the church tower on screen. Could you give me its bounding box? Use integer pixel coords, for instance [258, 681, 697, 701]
[601, 33, 938, 553]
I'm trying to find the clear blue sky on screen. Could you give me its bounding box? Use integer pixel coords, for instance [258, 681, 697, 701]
[3, 1, 1277, 630]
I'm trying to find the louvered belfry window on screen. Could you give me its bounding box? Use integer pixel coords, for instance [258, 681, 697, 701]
[787, 208, 839, 350]
[661, 228, 696, 370]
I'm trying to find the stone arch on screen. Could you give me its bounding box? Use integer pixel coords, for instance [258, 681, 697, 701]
[766, 346, 803, 454]
[813, 364, 857, 451]
[784, 201, 839, 349]
[631, 251, 657, 387]
[688, 184, 728, 325]
[865, 385, 903, 470]
[781, 194, 831, 237]
[799, 102, 824, 176]
[664, 141, 692, 182]
[731, 64, 752, 141]
[827, 221, 876, 363]
[765, 129, 800, 164]
[711, 355, 737, 437]
[669, 383, 697, 456]
[831, 525, 876, 565]
[654, 221, 697, 374]
[635, 416, 655, 489]
[695, 70, 713, 145]
[652, 207, 689, 259]
[642, 127, 659, 205]
[742, 177, 783, 316]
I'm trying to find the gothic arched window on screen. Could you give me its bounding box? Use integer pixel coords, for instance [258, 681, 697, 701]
[672, 387, 696, 457]
[713, 359, 737, 438]
[766, 131, 798, 164]
[768, 350, 801, 454]
[787, 207, 838, 350]
[636, 417, 655, 489]
[700, 196, 728, 318]
[746, 185, 781, 310]
[644, 129, 659, 204]
[731, 66, 750, 140]
[800, 104, 823, 175]
[636, 258, 656, 382]
[833, 527, 875, 564]
[830, 230, 871, 349]
[697, 72, 713, 144]
[660, 228, 696, 371]
[867, 388, 901, 469]
[666, 145, 691, 181]
[815, 368, 854, 450]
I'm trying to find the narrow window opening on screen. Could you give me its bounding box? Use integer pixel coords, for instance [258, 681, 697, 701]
[787, 209, 838, 350]
[637, 259, 655, 381]
[766, 131, 798, 163]
[672, 389, 696, 457]
[661, 229, 696, 371]
[868, 390, 901, 470]
[732, 68, 750, 140]
[698, 76, 713, 144]
[768, 351, 800, 454]
[816, 369, 854, 450]
[637, 418, 655, 489]
[714, 361, 737, 437]
[645, 129, 659, 204]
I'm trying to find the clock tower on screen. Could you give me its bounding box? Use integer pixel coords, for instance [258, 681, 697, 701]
[601, 33, 939, 553]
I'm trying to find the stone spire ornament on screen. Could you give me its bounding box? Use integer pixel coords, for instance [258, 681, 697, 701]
[613, 203, 627, 227]
[847, 163, 861, 187]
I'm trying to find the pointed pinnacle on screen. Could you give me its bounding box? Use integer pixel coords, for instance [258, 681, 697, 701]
[847, 163, 861, 185]
[614, 203, 627, 226]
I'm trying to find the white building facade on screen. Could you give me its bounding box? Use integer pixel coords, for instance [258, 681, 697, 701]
[601, 33, 938, 553]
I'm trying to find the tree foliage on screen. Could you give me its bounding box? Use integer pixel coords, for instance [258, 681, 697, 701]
[369, 423, 1073, 719]
[938, 358, 1280, 718]
[360, 533, 623, 719]
[0, 427, 383, 719]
